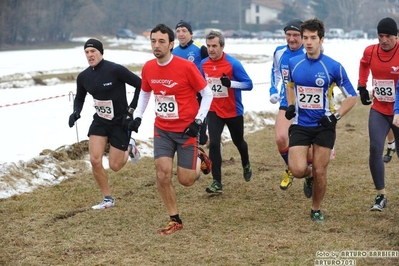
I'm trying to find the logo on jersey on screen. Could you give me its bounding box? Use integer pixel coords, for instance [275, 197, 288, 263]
[103, 82, 112, 86]
[151, 79, 178, 88]
[391, 66, 399, 73]
[315, 78, 324, 86]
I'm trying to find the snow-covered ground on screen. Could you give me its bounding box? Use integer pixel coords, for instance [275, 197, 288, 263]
[0, 35, 375, 198]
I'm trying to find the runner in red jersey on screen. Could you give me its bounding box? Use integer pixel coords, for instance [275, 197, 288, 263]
[199, 30, 253, 194]
[358, 17, 399, 211]
[131, 23, 213, 235]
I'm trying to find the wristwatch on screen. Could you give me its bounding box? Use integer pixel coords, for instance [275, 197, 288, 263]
[334, 113, 341, 120]
[195, 119, 203, 126]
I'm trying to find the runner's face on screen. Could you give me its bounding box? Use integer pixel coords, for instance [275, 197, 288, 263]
[85, 48, 102, 67]
[151, 31, 174, 60]
[206, 37, 224, 60]
[302, 29, 323, 58]
[176, 27, 192, 46]
[378, 33, 397, 51]
[285, 30, 302, 51]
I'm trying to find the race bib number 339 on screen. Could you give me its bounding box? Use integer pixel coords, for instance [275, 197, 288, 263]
[154, 94, 179, 119]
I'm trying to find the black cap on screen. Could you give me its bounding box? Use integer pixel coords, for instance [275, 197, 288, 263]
[175, 20, 192, 34]
[377, 17, 398, 36]
[284, 18, 303, 33]
[84, 38, 104, 55]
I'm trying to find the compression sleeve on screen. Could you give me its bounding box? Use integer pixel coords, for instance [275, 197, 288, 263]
[133, 90, 151, 119]
[197, 85, 213, 122]
[358, 45, 373, 86]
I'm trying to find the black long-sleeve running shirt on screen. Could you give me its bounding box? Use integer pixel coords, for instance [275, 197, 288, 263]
[74, 59, 141, 123]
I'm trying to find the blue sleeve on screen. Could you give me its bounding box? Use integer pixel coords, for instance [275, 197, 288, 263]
[395, 83, 399, 114]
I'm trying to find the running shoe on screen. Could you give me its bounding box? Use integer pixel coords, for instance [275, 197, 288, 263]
[205, 180, 223, 194]
[128, 138, 141, 163]
[243, 163, 252, 182]
[310, 209, 325, 222]
[383, 147, 395, 163]
[91, 198, 115, 210]
[370, 194, 387, 211]
[158, 219, 183, 235]
[303, 176, 314, 198]
[280, 168, 293, 190]
[198, 147, 212, 175]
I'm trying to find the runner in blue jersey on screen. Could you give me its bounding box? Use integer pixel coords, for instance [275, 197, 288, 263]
[173, 20, 209, 145]
[269, 19, 308, 192]
[285, 18, 358, 222]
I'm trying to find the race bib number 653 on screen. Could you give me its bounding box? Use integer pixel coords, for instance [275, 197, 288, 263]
[93, 99, 114, 120]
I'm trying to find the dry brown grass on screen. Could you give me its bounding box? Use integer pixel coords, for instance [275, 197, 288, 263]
[0, 101, 398, 266]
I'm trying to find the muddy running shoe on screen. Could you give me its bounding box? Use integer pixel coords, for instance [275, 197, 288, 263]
[370, 194, 387, 211]
[383, 147, 395, 163]
[158, 219, 183, 235]
[91, 198, 115, 210]
[243, 163, 252, 182]
[206, 180, 223, 194]
[280, 168, 293, 190]
[198, 147, 212, 175]
[303, 176, 314, 198]
[310, 209, 325, 222]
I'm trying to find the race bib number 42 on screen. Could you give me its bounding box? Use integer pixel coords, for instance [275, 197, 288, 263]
[154, 94, 179, 119]
[93, 99, 114, 120]
[207, 77, 228, 98]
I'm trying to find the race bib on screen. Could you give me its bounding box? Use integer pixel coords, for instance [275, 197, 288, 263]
[154, 94, 179, 119]
[373, 79, 395, 102]
[207, 77, 228, 98]
[93, 99, 114, 120]
[296, 86, 323, 109]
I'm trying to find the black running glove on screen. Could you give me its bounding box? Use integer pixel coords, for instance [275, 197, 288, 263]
[184, 120, 201, 137]
[318, 114, 338, 128]
[122, 112, 134, 130]
[127, 117, 141, 133]
[358, 86, 371, 105]
[220, 73, 231, 87]
[68, 111, 80, 128]
[285, 105, 296, 120]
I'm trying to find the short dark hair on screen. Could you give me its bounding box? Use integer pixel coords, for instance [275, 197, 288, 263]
[151, 23, 175, 42]
[206, 30, 225, 46]
[301, 18, 325, 39]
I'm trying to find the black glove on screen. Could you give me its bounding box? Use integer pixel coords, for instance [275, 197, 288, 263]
[285, 105, 296, 120]
[122, 112, 134, 130]
[68, 111, 80, 128]
[127, 117, 141, 133]
[358, 86, 371, 105]
[184, 120, 201, 137]
[220, 73, 231, 88]
[318, 114, 338, 128]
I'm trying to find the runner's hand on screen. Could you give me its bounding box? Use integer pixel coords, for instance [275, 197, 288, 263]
[358, 86, 371, 105]
[220, 73, 231, 87]
[285, 105, 296, 120]
[128, 118, 141, 133]
[122, 112, 133, 130]
[318, 114, 337, 128]
[184, 121, 201, 137]
[68, 111, 80, 128]
[270, 93, 280, 104]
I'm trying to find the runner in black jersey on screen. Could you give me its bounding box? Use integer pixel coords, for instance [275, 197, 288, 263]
[68, 38, 141, 210]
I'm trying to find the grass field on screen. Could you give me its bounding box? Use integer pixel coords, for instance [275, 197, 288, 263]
[0, 100, 398, 266]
